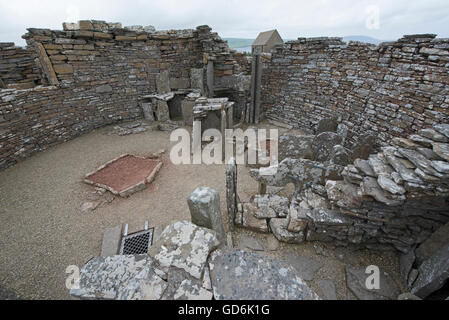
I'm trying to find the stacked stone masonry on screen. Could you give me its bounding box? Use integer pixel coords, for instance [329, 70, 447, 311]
[0, 20, 247, 170]
[0, 42, 42, 89]
[261, 35, 449, 147]
[242, 124, 449, 254]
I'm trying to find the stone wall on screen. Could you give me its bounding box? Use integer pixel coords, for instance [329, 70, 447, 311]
[261, 35, 449, 147]
[0, 20, 245, 171]
[242, 124, 449, 255]
[0, 42, 41, 89]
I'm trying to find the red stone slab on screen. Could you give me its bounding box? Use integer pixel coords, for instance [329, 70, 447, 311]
[85, 154, 162, 197]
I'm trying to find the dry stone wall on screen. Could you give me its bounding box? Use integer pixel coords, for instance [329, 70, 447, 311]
[261, 35, 449, 147]
[0, 20, 243, 171]
[0, 42, 42, 89]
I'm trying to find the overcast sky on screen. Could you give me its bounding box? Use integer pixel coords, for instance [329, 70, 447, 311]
[1, 0, 449, 46]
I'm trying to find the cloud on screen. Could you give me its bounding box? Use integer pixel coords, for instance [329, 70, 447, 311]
[0, 0, 448, 46]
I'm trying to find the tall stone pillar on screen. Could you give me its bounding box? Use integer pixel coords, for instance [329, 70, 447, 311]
[206, 60, 214, 98]
[226, 157, 238, 231]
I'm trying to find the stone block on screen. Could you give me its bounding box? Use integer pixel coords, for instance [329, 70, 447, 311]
[187, 187, 225, 244]
[100, 225, 123, 256]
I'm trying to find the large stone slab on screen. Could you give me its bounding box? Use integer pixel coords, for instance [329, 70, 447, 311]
[269, 217, 305, 243]
[433, 123, 449, 139]
[415, 222, 449, 265]
[241, 202, 270, 233]
[237, 234, 265, 251]
[316, 117, 338, 134]
[100, 224, 122, 256]
[148, 221, 220, 279]
[208, 249, 320, 300]
[345, 266, 400, 300]
[283, 254, 323, 281]
[187, 187, 225, 243]
[278, 134, 314, 161]
[253, 194, 290, 218]
[161, 266, 212, 300]
[70, 255, 167, 300]
[318, 280, 337, 300]
[225, 158, 238, 231]
[312, 132, 343, 162]
[411, 244, 449, 298]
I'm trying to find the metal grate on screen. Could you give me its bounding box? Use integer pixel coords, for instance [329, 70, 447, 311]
[119, 229, 153, 255]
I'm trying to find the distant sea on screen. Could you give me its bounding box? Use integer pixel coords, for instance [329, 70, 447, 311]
[233, 46, 251, 53]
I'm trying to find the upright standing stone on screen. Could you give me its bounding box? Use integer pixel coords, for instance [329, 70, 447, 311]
[206, 60, 214, 98]
[221, 108, 227, 161]
[156, 70, 170, 94]
[226, 158, 237, 231]
[190, 68, 204, 95]
[187, 187, 225, 243]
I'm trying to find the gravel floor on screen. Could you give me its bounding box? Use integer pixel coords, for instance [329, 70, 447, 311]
[0, 121, 401, 299]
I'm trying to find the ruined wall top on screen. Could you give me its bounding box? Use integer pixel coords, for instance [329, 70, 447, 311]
[21, 20, 220, 43]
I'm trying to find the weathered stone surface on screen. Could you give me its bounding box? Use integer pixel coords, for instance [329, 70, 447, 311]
[278, 134, 314, 160]
[368, 154, 393, 177]
[249, 158, 326, 189]
[241, 202, 269, 233]
[417, 147, 441, 160]
[156, 100, 169, 122]
[187, 187, 225, 243]
[392, 137, 419, 149]
[209, 249, 319, 300]
[225, 157, 238, 231]
[316, 117, 338, 134]
[351, 134, 375, 161]
[318, 280, 337, 300]
[360, 176, 404, 206]
[409, 134, 434, 148]
[161, 267, 212, 300]
[100, 225, 122, 257]
[306, 208, 352, 226]
[383, 148, 422, 183]
[354, 158, 375, 176]
[377, 175, 406, 195]
[237, 234, 264, 251]
[433, 124, 449, 139]
[301, 188, 328, 208]
[156, 70, 170, 94]
[253, 194, 289, 218]
[430, 160, 449, 174]
[70, 255, 167, 300]
[419, 128, 447, 142]
[432, 142, 449, 162]
[399, 249, 415, 288]
[283, 254, 323, 281]
[415, 222, 449, 265]
[95, 84, 112, 93]
[398, 292, 422, 300]
[148, 221, 220, 279]
[346, 266, 400, 300]
[312, 132, 343, 162]
[264, 234, 280, 251]
[337, 123, 348, 143]
[287, 200, 309, 232]
[331, 144, 351, 165]
[325, 180, 361, 208]
[269, 217, 305, 243]
[399, 147, 443, 177]
[411, 244, 449, 298]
